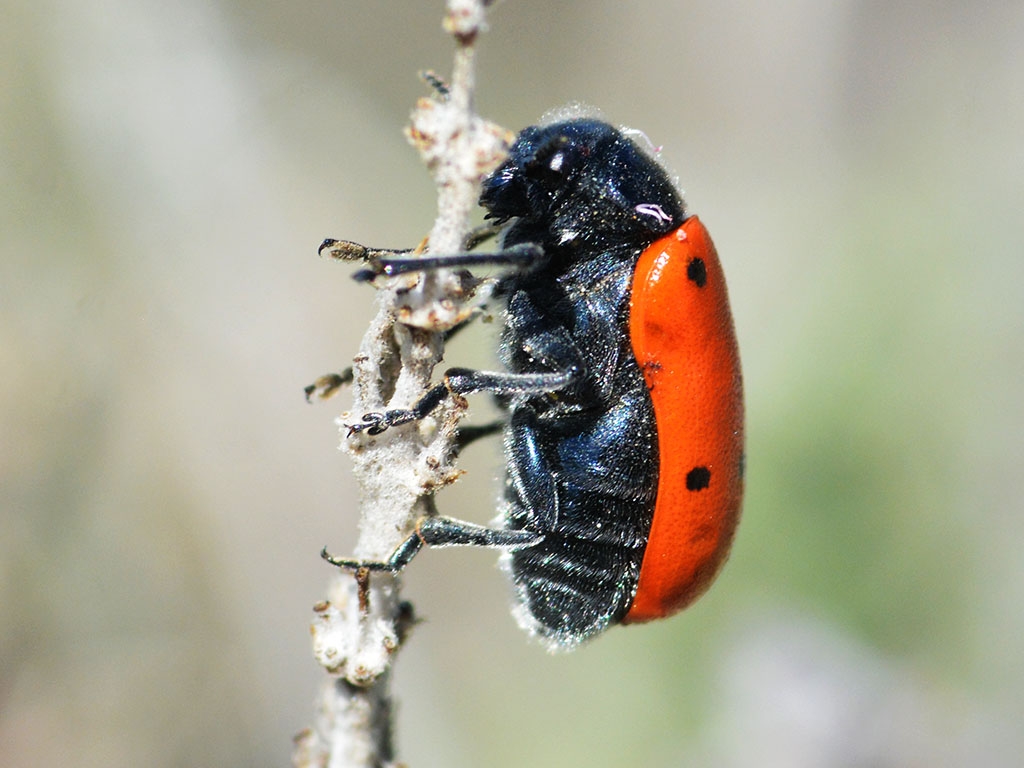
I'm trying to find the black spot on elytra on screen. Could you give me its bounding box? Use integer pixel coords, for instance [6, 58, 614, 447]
[686, 466, 711, 491]
[687, 257, 707, 288]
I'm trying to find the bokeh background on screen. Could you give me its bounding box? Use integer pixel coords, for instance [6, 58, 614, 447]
[3, 1, 1023, 766]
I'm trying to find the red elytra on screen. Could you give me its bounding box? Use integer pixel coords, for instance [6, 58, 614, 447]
[624, 216, 745, 623]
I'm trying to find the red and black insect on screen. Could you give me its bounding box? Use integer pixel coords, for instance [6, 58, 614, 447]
[322, 118, 744, 649]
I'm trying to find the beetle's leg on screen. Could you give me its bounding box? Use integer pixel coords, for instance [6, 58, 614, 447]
[304, 368, 354, 403]
[349, 383, 449, 436]
[319, 219, 500, 266]
[348, 367, 579, 436]
[352, 242, 545, 283]
[322, 515, 542, 572]
[317, 239, 414, 262]
[462, 220, 503, 251]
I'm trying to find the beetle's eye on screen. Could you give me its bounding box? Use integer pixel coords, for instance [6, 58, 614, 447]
[525, 135, 573, 188]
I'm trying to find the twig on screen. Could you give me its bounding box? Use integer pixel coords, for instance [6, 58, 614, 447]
[294, 2, 511, 766]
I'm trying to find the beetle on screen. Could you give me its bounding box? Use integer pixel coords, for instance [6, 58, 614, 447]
[322, 117, 744, 650]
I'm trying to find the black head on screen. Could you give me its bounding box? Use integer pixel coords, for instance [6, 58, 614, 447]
[480, 119, 685, 252]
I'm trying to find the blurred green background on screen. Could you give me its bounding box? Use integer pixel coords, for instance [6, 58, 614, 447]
[3, 1, 1022, 766]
